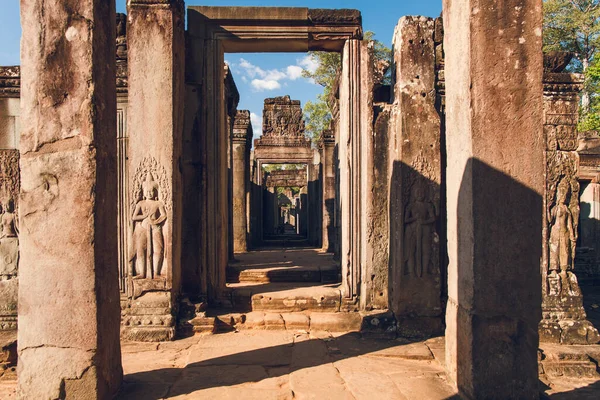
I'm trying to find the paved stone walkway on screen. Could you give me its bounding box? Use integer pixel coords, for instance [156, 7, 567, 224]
[0, 331, 456, 399]
[1, 330, 600, 398]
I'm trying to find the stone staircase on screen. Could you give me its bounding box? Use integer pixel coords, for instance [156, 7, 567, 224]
[180, 249, 397, 338]
[539, 344, 600, 379]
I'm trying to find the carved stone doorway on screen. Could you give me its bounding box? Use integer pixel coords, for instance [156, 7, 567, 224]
[184, 6, 369, 305]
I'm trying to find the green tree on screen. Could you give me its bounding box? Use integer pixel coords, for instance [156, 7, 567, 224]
[543, 0, 600, 112]
[579, 57, 600, 130]
[304, 95, 332, 145]
[301, 32, 391, 145]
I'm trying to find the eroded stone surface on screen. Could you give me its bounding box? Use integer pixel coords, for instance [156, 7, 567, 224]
[18, 0, 122, 397]
[123, 0, 185, 342]
[541, 73, 600, 345]
[442, 0, 544, 397]
[389, 16, 443, 337]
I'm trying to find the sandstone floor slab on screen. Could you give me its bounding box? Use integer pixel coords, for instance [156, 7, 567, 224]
[2, 331, 599, 398]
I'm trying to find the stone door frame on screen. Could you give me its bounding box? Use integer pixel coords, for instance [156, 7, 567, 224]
[185, 6, 367, 302]
[254, 159, 313, 243]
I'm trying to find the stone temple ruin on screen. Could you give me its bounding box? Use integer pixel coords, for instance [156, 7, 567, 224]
[1, 0, 600, 398]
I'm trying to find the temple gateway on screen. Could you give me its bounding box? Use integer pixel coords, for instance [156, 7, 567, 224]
[0, 1, 599, 399]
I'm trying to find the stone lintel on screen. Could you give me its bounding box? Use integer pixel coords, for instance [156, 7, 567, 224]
[188, 6, 362, 52]
[264, 169, 308, 188]
[129, 0, 184, 9]
[254, 146, 314, 165]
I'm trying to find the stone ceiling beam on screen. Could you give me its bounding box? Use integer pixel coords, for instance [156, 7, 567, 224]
[188, 6, 362, 52]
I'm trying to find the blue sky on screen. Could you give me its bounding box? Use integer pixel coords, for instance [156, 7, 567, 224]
[0, 0, 442, 135]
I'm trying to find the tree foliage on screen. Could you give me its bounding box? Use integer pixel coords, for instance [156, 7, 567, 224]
[543, 0, 600, 126]
[301, 31, 392, 145]
[579, 57, 600, 130]
[543, 0, 600, 67]
[304, 95, 332, 145]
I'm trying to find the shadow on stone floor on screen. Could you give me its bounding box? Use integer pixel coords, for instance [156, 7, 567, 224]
[541, 378, 600, 399]
[116, 332, 451, 399]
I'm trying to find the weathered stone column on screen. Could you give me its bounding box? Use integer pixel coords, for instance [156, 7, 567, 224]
[443, 0, 543, 398]
[388, 17, 443, 336]
[18, 0, 122, 397]
[540, 71, 599, 344]
[232, 110, 253, 253]
[0, 150, 19, 335]
[339, 39, 375, 306]
[320, 131, 336, 252]
[124, 0, 185, 341]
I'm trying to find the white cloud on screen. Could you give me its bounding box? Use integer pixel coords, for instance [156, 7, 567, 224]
[235, 57, 316, 89]
[251, 79, 281, 91]
[263, 69, 288, 81]
[298, 54, 319, 74]
[239, 58, 265, 78]
[250, 112, 262, 135]
[286, 65, 303, 80]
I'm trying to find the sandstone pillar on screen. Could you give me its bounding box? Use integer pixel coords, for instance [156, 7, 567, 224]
[389, 17, 442, 336]
[321, 131, 336, 252]
[18, 0, 122, 397]
[339, 39, 375, 306]
[443, 0, 543, 398]
[232, 111, 253, 253]
[124, 0, 185, 341]
[225, 66, 240, 261]
[308, 157, 322, 247]
[540, 71, 599, 344]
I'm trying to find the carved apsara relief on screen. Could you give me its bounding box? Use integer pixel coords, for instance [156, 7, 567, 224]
[0, 150, 19, 280]
[128, 157, 170, 282]
[546, 151, 580, 297]
[403, 153, 439, 277]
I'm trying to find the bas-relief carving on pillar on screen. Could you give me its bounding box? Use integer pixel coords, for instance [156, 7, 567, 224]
[403, 155, 439, 279]
[0, 150, 19, 330]
[540, 69, 600, 344]
[126, 156, 171, 300]
[390, 17, 443, 336]
[547, 157, 579, 297]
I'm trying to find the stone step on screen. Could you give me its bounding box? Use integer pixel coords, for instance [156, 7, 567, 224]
[540, 361, 599, 378]
[226, 264, 340, 283]
[201, 310, 397, 336]
[226, 282, 342, 313]
[540, 343, 600, 363]
[539, 343, 600, 379]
